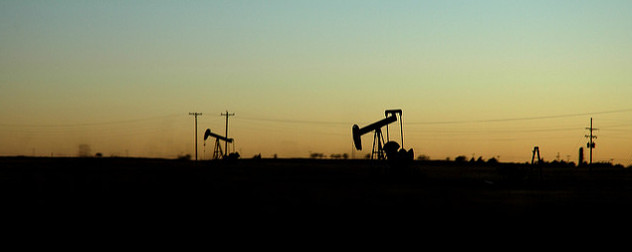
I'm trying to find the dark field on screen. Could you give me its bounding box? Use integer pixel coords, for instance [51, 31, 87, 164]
[2, 157, 632, 230]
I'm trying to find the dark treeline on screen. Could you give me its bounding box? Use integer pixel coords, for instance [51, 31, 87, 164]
[2, 156, 632, 229]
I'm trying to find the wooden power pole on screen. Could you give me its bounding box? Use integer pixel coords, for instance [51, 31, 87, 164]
[221, 111, 235, 158]
[585, 117, 598, 165]
[189, 112, 202, 161]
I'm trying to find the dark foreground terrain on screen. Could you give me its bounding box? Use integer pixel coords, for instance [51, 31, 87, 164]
[2, 157, 632, 230]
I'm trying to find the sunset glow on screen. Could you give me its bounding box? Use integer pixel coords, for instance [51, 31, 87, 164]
[1, 1, 631, 164]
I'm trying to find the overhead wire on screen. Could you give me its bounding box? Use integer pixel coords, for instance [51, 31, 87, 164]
[236, 116, 351, 125]
[0, 113, 184, 128]
[3, 109, 631, 159]
[2, 109, 630, 130]
[225, 108, 632, 127]
[406, 108, 632, 125]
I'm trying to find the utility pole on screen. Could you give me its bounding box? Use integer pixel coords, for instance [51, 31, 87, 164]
[585, 117, 598, 165]
[221, 110, 235, 157]
[189, 112, 202, 161]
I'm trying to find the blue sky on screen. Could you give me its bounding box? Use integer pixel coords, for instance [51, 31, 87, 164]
[1, 1, 631, 163]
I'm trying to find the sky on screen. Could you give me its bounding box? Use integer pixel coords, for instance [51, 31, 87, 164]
[1, 0, 631, 164]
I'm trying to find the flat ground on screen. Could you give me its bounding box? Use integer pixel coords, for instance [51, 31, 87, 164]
[2, 157, 631, 229]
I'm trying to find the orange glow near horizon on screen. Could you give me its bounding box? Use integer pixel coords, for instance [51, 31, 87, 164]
[1, 2, 631, 165]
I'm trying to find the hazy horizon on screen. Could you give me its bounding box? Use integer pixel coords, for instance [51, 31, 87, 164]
[2, 1, 631, 164]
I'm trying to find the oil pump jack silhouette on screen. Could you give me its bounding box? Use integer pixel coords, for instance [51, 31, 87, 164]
[203, 128, 239, 160]
[352, 109, 414, 162]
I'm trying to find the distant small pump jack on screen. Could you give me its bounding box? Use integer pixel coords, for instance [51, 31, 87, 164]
[531, 146, 543, 179]
[352, 109, 413, 161]
[531, 146, 542, 165]
[204, 128, 235, 160]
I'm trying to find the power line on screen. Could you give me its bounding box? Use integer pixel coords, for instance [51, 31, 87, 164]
[236, 116, 350, 125]
[407, 108, 632, 125]
[2, 108, 630, 129]
[235, 108, 632, 126]
[409, 127, 583, 134]
[0, 113, 183, 128]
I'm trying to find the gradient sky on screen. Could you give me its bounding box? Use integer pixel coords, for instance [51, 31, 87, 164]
[1, 1, 631, 164]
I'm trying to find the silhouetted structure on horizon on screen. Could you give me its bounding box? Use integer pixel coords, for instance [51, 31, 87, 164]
[531, 146, 541, 165]
[352, 109, 413, 162]
[585, 117, 598, 165]
[203, 128, 236, 160]
[188, 112, 203, 161]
